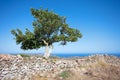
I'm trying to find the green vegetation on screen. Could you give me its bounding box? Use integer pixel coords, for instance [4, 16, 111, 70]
[19, 54, 30, 57]
[49, 55, 58, 59]
[59, 70, 71, 79]
[11, 7, 82, 58]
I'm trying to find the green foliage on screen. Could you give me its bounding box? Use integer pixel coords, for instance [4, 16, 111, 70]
[59, 70, 70, 79]
[11, 8, 82, 50]
[49, 55, 58, 59]
[19, 54, 30, 57]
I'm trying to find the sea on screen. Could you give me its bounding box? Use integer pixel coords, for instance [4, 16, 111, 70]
[10, 53, 120, 58]
[51, 53, 120, 58]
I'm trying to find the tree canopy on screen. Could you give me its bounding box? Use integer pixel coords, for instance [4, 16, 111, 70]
[11, 8, 82, 50]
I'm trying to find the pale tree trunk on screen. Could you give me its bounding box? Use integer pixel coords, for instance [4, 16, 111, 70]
[43, 45, 53, 59]
[42, 39, 53, 59]
[49, 45, 53, 54]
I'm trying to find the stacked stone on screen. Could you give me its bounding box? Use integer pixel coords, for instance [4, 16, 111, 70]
[0, 54, 120, 80]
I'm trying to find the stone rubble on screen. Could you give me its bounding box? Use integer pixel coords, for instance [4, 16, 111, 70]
[0, 54, 120, 80]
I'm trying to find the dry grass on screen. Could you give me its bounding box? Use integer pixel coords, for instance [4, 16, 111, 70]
[85, 58, 108, 69]
[92, 58, 108, 68]
[97, 59, 108, 67]
[32, 74, 48, 80]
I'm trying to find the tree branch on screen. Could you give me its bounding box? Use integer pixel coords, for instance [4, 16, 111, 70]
[42, 39, 48, 46]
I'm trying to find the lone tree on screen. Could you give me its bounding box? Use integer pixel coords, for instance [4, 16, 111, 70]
[11, 8, 82, 59]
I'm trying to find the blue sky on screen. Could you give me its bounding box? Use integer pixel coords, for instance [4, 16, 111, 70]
[0, 0, 120, 54]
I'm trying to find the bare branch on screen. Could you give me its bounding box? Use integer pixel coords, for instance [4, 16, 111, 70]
[42, 39, 48, 46]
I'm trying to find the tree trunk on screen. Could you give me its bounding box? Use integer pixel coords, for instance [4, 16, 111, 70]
[42, 39, 53, 59]
[43, 45, 53, 59]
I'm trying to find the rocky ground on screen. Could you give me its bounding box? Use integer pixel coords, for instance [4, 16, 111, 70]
[0, 54, 120, 80]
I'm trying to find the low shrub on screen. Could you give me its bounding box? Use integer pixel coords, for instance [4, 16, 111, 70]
[19, 54, 30, 57]
[59, 70, 71, 79]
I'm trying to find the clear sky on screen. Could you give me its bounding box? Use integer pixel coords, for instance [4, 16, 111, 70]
[0, 0, 120, 54]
